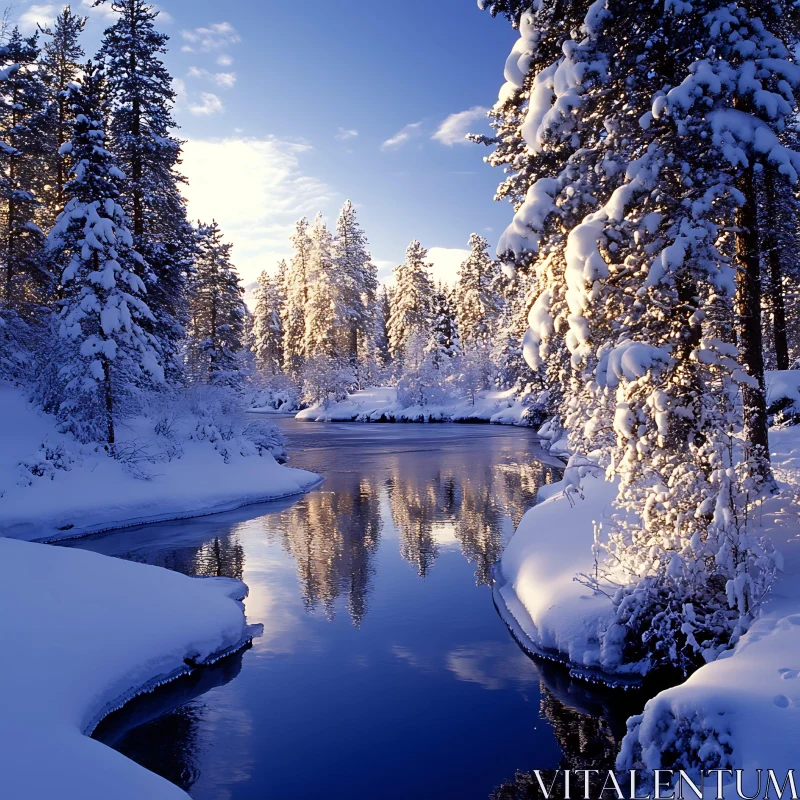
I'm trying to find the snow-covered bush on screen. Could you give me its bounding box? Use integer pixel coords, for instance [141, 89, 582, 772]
[248, 373, 302, 413]
[17, 438, 78, 486]
[301, 355, 354, 408]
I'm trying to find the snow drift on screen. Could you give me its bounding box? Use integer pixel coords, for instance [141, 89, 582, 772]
[0, 537, 259, 799]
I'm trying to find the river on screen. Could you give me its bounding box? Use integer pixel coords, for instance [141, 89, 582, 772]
[59, 419, 645, 799]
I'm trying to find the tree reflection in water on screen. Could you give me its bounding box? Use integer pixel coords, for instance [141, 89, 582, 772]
[491, 661, 648, 799]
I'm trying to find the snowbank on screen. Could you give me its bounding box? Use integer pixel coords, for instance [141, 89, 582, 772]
[618, 423, 800, 775]
[0, 537, 260, 799]
[0, 383, 321, 542]
[493, 462, 643, 685]
[294, 386, 539, 425]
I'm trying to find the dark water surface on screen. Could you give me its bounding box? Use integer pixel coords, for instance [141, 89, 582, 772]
[62, 420, 641, 800]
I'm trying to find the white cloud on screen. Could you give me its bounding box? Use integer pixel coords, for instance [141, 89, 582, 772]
[181, 137, 335, 285]
[217, 54, 233, 66]
[187, 66, 237, 88]
[80, 0, 116, 20]
[188, 92, 223, 116]
[18, 4, 58, 31]
[336, 127, 359, 141]
[433, 106, 488, 146]
[181, 21, 241, 53]
[381, 121, 423, 151]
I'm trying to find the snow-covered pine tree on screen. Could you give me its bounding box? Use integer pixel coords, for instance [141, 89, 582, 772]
[49, 60, 163, 444]
[282, 217, 311, 377]
[387, 240, 434, 366]
[426, 282, 459, 370]
[332, 200, 377, 367]
[482, 0, 792, 672]
[38, 6, 86, 225]
[373, 284, 392, 371]
[455, 233, 497, 349]
[252, 268, 284, 375]
[0, 28, 50, 311]
[187, 221, 246, 387]
[303, 213, 338, 360]
[98, 0, 193, 383]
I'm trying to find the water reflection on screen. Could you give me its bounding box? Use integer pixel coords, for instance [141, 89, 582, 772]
[62, 421, 646, 800]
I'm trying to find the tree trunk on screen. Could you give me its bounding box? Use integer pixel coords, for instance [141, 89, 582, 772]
[736, 163, 771, 470]
[764, 168, 790, 370]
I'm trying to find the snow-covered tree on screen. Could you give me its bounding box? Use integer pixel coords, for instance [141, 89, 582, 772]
[303, 213, 338, 360]
[481, 0, 790, 672]
[38, 6, 86, 224]
[251, 268, 284, 375]
[0, 28, 50, 311]
[373, 284, 392, 370]
[455, 233, 497, 349]
[387, 240, 434, 365]
[332, 199, 377, 366]
[49, 61, 163, 443]
[98, 0, 193, 383]
[187, 221, 246, 387]
[282, 217, 310, 376]
[426, 283, 459, 370]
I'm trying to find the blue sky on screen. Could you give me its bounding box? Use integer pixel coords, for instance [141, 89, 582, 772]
[16, 0, 517, 288]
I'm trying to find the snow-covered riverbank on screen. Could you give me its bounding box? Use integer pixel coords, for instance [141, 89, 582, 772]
[495, 372, 800, 774]
[0, 383, 321, 542]
[293, 386, 541, 426]
[0, 537, 259, 799]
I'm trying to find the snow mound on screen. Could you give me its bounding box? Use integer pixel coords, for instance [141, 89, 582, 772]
[0, 383, 321, 541]
[619, 423, 800, 776]
[494, 464, 646, 681]
[294, 386, 541, 426]
[0, 537, 258, 799]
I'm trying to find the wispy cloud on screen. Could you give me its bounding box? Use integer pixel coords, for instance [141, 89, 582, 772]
[336, 127, 359, 141]
[433, 106, 488, 146]
[217, 54, 233, 67]
[187, 66, 236, 88]
[188, 92, 224, 116]
[181, 21, 241, 53]
[181, 137, 335, 285]
[381, 121, 423, 151]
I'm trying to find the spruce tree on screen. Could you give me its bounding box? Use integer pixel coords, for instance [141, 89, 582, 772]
[303, 213, 337, 359]
[332, 200, 377, 366]
[38, 6, 86, 225]
[252, 267, 284, 374]
[387, 240, 434, 364]
[282, 217, 311, 377]
[187, 221, 246, 386]
[426, 283, 459, 370]
[98, 0, 193, 383]
[0, 28, 50, 311]
[49, 61, 163, 444]
[455, 233, 497, 349]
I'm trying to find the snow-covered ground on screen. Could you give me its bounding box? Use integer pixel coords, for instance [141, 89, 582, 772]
[495, 370, 800, 774]
[0, 537, 259, 799]
[293, 386, 538, 425]
[0, 383, 321, 542]
[618, 423, 800, 776]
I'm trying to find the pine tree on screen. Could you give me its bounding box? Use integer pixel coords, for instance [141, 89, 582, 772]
[0, 28, 50, 311]
[387, 240, 434, 364]
[455, 233, 497, 349]
[49, 61, 163, 444]
[98, 0, 193, 383]
[481, 0, 791, 672]
[373, 284, 392, 370]
[282, 217, 311, 376]
[303, 213, 337, 360]
[38, 6, 86, 225]
[187, 221, 246, 386]
[252, 267, 284, 374]
[332, 200, 377, 366]
[426, 283, 459, 370]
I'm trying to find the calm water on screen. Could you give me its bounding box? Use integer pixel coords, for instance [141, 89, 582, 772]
[62, 420, 642, 799]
